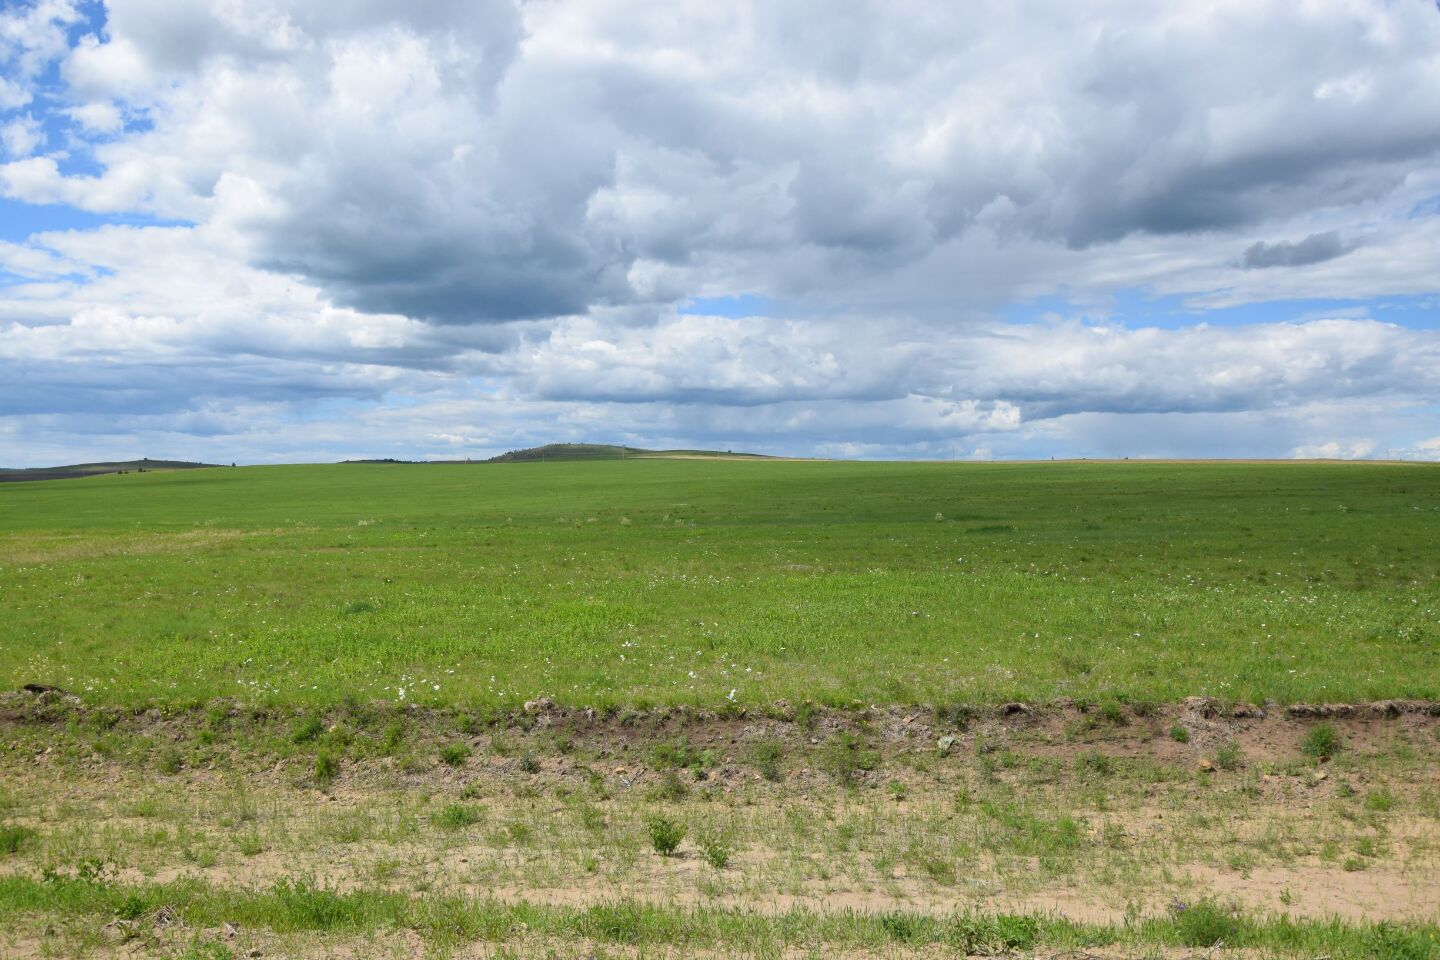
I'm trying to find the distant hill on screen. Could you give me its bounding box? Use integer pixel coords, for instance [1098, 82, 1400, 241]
[487, 443, 772, 463]
[0, 459, 221, 483]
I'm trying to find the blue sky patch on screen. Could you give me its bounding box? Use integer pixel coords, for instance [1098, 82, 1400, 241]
[678, 294, 778, 318]
[1002, 288, 1440, 331]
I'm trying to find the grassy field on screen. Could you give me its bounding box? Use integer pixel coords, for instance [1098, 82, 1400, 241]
[1, 459, 1437, 709]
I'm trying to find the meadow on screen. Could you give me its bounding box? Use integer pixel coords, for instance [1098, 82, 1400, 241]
[1, 459, 1437, 710]
[3, 459, 1440, 958]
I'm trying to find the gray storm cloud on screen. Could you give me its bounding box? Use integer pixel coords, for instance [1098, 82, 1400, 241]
[1242, 232, 1354, 269]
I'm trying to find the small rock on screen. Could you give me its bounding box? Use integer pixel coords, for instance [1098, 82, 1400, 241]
[937, 735, 957, 756]
[100, 920, 135, 943]
[1199, 759, 1216, 773]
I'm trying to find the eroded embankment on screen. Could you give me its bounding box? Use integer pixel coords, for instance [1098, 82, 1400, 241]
[2, 688, 1438, 937]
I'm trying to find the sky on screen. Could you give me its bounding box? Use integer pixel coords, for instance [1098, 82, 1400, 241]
[2, 0, 1440, 465]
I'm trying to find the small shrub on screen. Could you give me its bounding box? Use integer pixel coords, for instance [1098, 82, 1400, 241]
[1214, 740, 1242, 771]
[1301, 724, 1341, 762]
[646, 815, 686, 856]
[1343, 856, 1366, 872]
[1098, 700, 1127, 726]
[794, 701, 819, 730]
[314, 751, 339, 787]
[1169, 724, 1190, 744]
[1077, 751, 1112, 776]
[0, 824, 35, 855]
[518, 753, 541, 774]
[439, 743, 471, 767]
[696, 827, 734, 868]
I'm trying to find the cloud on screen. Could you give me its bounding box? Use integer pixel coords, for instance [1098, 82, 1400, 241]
[1291, 439, 1377, 459]
[1241, 231, 1354, 269]
[0, 0, 1434, 324]
[0, 0, 1439, 465]
[0, 115, 42, 158]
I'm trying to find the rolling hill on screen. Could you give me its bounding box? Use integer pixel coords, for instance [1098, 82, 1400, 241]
[486, 443, 774, 462]
[0, 459, 222, 483]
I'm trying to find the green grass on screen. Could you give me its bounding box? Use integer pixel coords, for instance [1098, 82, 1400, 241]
[0, 874, 1435, 958]
[1, 459, 1437, 709]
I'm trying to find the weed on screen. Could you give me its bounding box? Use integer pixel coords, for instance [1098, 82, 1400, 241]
[0, 824, 35, 855]
[1214, 741, 1242, 771]
[932, 701, 976, 728]
[517, 753, 540, 774]
[434, 804, 484, 830]
[439, 743, 471, 767]
[178, 941, 234, 960]
[236, 833, 265, 857]
[155, 746, 184, 775]
[646, 815, 686, 856]
[380, 721, 406, 756]
[650, 737, 713, 771]
[823, 732, 880, 784]
[916, 855, 954, 883]
[1364, 790, 1397, 812]
[1301, 724, 1341, 762]
[292, 715, 325, 745]
[748, 740, 785, 782]
[1172, 900, 1243, 947]
[1169, 724, 1190, 743]
[314, 750, 339, 787]
[576, 802, 607, 833]
[648, 770, 691, 802]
